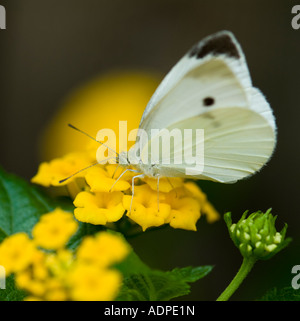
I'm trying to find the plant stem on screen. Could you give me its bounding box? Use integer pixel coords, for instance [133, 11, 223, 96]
[216, 257, 257, 301]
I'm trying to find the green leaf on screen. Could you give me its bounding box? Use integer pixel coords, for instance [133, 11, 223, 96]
[0, 166, 74, 241]
[0, 275, 26, 301]
[166, 266, 213, 283]
[115, 241, 213, 301]
[260, 286, 300, 301]
[117, 271, 191, 301]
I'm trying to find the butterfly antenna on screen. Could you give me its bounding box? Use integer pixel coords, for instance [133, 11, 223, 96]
[59, 162, 99, 184]
[59, 156, 117, 184]
[68, 124, 119, 157]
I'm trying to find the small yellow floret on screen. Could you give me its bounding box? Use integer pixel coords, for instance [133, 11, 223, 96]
[32, 209, 78, 250]
[0, 233, 36, 275]
[74, 191, 125, 224]
[76, 232, 130, 268]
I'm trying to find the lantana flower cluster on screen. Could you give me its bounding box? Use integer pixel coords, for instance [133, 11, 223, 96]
[32, 146, 220, 231]
[0, 208, 129, 301]
[32, 72, 219, 232]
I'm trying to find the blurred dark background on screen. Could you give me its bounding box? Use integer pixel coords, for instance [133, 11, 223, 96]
[0, 0, 300, 300]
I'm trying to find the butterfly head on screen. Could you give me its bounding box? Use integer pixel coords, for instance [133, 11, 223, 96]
[117, 151, 130, 167]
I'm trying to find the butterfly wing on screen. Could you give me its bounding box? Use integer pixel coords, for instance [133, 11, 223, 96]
[145, 106, 275, 183]
[142, 32, 244, 121]
[135, 31, 276, 183]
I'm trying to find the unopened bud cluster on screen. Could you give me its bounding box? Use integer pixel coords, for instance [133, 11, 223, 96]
[224, 209, 291, 260]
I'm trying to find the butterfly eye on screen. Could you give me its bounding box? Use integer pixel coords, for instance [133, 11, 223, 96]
[203, 97, 215, 107]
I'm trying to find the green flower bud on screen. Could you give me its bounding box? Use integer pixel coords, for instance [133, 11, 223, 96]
[224, 209, 291, 260]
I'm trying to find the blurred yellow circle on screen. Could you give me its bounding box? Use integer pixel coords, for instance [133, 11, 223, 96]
[40, 71, 161, 161]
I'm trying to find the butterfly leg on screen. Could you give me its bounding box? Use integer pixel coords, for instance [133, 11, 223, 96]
[111, 164, 121, 179]
[109, 168, 140, 192]
[130, 174, 145, 212]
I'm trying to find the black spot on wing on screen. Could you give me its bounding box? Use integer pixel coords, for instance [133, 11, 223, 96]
[203, 97, 215, 107]
[189, 33, 240, 59]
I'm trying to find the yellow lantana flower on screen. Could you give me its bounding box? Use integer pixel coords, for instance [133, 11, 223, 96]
[68, 264, 122, 301]
[74, 191, 125, 225]
[165, 187, 201, 231]
[123, 181, 219, 231]
[84, 165, 131, 193]
[184, 182, 220, 223]
[15, 250, 49, 297]
[45, 249, 74, 277]
[76, 232, 130, 268]
[67, 232, 129, 301]
[1, 209, 130, 301]
[32, 209, 78, 250]
[31, 151, 95, 187]
[123, 184, 171, 231]
[144, 176, 184, 193]
[0, 233, 36, 275]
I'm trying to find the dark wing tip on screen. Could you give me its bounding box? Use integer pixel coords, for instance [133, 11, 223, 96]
[189, 31, 241, 60]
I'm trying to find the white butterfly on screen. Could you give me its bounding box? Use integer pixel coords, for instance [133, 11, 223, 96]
[119, 30, 276, 185]
[67, 31, 276, 197]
